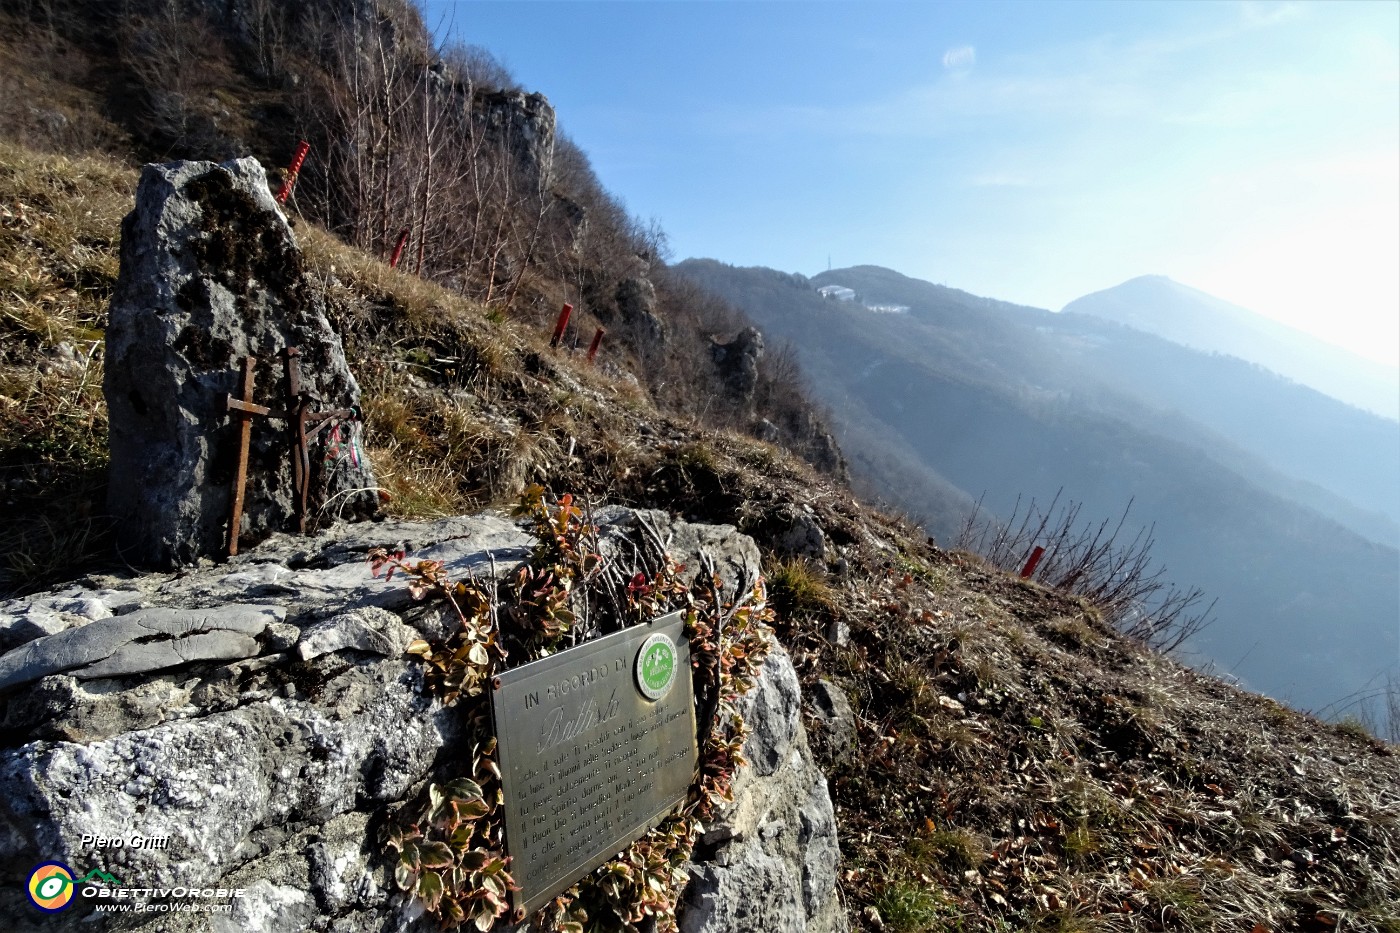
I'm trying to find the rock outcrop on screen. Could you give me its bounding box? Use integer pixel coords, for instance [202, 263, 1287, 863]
[0, 510, 841, 932]
[476, 90, 557, 184]
[711, 327, 765, 411]
[615, 277, 667, 350]
[799, 422, 847, 482]
[680, 648, 846, 933]
[103, 158, 378, 569]
[764, 505, 829, 562]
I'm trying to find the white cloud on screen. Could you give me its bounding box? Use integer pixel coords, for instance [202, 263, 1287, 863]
[942, 45, 976, 72]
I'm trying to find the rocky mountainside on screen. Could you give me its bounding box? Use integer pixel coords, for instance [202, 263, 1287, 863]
[810, 265, 1400, 543]
[0, 2, 1397, 932]
[0, 123, 1393, 933]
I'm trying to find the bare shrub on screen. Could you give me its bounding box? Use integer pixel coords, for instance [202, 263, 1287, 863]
[958, 491, 1215, 653]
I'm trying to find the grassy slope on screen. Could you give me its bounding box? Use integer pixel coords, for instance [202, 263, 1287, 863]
[1, 142, 1397, 933]
[0, 141, 128, 589]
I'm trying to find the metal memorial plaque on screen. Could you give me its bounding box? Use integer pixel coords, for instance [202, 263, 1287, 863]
[491, 611, 697, 916]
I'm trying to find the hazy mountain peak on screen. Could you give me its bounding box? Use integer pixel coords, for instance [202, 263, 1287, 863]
[1064, 278, 1400, 420]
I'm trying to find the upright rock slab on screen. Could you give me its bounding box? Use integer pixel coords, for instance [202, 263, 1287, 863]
[104, 158, 377, 569]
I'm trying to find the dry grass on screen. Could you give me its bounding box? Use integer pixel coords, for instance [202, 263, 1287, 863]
[0, 19, 130, 155]
[766, 555, 837, 620]
[299, 223, 479, 331]
[793, 519, 1400, 933]
[0, 141, 132, 592]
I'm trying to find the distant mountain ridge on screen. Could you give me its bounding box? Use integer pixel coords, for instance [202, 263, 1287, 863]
[677, 258, 1399, 723]
[1064, 275, 1400, 420]
[814, 265, 1400, 540]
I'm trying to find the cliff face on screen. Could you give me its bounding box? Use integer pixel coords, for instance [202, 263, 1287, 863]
[0, 0, 561, 253]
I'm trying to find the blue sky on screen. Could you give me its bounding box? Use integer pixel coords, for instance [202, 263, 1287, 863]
[425, 1, 1400, 366]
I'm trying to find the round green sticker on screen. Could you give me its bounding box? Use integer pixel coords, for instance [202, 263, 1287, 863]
[636, 632, 677, 700]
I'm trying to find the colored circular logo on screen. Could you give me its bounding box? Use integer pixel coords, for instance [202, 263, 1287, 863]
[636, 632, 678, 701]
[27, 862, 75, 912]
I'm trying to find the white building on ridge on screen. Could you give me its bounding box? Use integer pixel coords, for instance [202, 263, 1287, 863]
[817, 285, 856, 301]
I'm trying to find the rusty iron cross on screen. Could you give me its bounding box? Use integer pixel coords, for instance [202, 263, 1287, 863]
[222, 348, 357, 554]
[281, 346, 356, 534]
[222, 356, 272, 556]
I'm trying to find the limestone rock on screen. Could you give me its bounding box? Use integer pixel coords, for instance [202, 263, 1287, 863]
[616, 277, 667, 349]
[754, 418, 782, 443]
[0, 604, 286, 692]
[789, 411, 849, 482]
[296, 607, 416, 661]
[804, 428, 848, 481]
[767, 505, 829, 562]
[824, 617, 851, 648]
[808, 679, 857, 763]
[710, 327, 765, 410]
[0, 656, 451, 890]
[476, 90, 556, 182]
[3, 671, 202, 744]
[742, 647, 802, 777]
[0, 509, 840, 932]
[682, 847, 805, 933]
[594, 506, 761, 602]
[0, 586, 143, 653]
[681, 647, 846, 933]
[104, 157, 377, 569]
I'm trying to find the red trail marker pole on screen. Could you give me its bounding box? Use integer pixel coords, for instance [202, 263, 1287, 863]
[274, 141, 310, 205]
[586, 327, 605, 363]
[389, 228, 410, 269]
[1020, 545, 1046, 579]
[549, 303, 573, 348]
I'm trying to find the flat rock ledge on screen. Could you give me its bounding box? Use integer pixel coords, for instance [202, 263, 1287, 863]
[0, 509, 841, 932]
[0, 605, 289, 692]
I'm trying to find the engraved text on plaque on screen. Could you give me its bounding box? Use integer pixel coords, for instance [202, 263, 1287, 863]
[491, 611, 697, 916]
